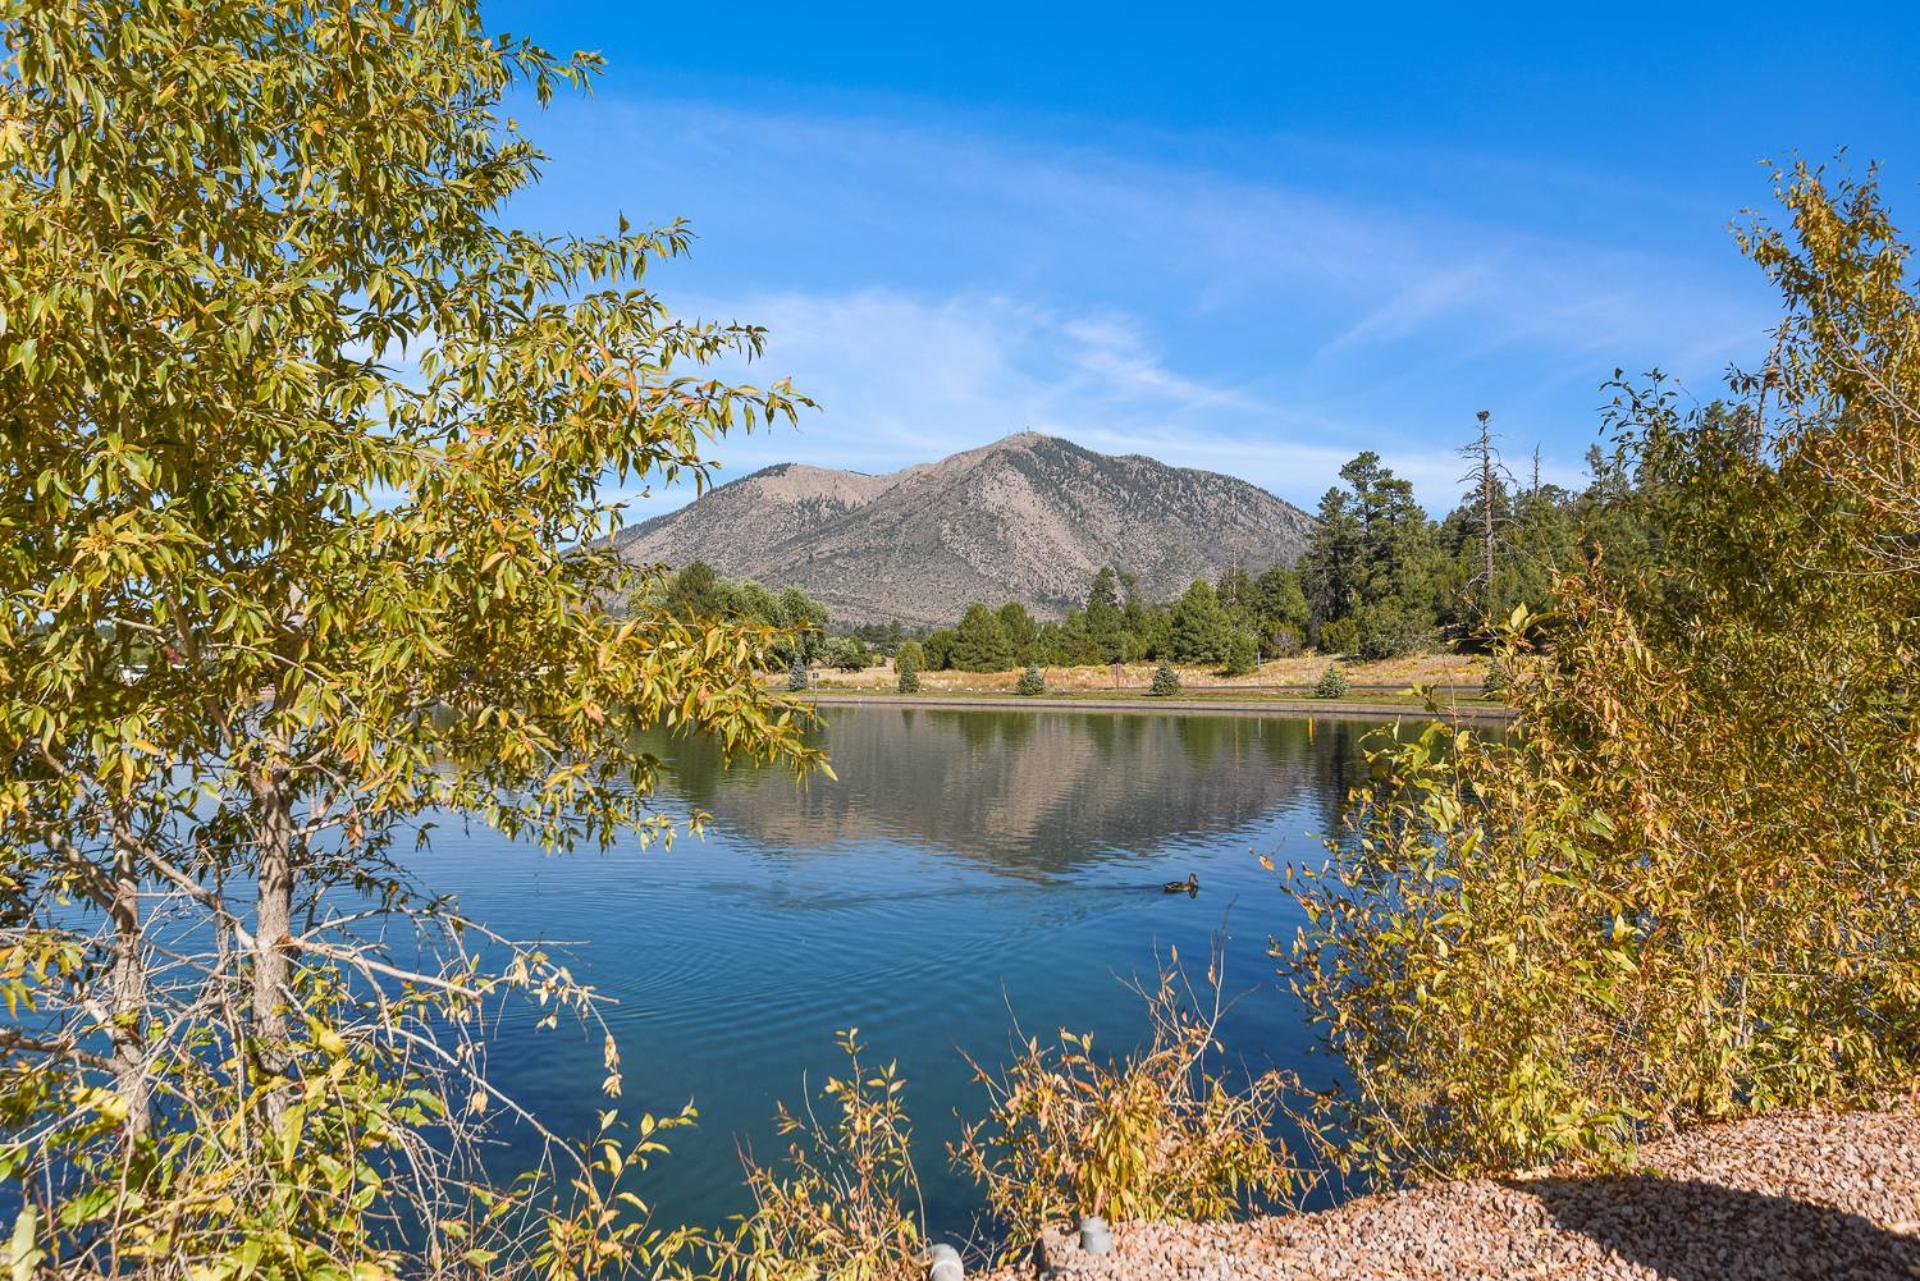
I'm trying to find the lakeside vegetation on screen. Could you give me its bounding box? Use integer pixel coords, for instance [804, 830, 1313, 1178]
[641, 419, 1674, 683]
[2, 2, 1916, 1279]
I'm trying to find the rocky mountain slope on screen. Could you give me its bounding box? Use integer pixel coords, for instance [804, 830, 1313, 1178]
[611, 433, 1315, 625]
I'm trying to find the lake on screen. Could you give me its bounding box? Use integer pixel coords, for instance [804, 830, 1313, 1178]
[423, 705, 1386, 1239]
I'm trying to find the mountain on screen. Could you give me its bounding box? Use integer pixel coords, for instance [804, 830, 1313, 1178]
[610, 432, 1316, 626]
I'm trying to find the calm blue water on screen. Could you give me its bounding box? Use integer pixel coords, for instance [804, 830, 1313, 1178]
[419, 706, 1383, 1238]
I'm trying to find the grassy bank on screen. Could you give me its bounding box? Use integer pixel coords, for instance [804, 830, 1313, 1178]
[802, 687, 1513, 721]
[792, 653, 1511, 719]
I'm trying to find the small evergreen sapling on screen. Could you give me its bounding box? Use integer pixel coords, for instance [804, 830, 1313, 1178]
[788, 652, 810, 691]
[1149, 658, 1182, 697]
[1480, 658, 1509, 698]
[897, 651, 921, 694]
[1314, 664, 1350, 699]
[1015, 663, 1047, 696]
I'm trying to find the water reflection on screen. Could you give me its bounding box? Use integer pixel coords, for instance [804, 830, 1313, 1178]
[659, 708, 1369, 876]
[433, 706, 1385, 1239]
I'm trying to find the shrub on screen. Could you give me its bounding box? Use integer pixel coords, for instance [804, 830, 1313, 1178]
[1314, 664, 1349, 699]
[1315, 616, 1359, 655]
[823, 635, 873, 672]
[1148, 658, 1181, 696]
[1480, 657, 1509, 697]
[699, 1030, 925, 1280]
[786, 652, 810, 691]
[1286, 168, 1920, 1183]
[1354, 599, 1427, 661]
[952, 960, 1295, 1250]
[897, 651, 922, 694]
[1015, 663, 1047, 696]
[1263, 622, 1304, 659]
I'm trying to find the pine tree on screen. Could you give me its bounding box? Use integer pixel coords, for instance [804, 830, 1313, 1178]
[1481, 657, 1509, 698]
[1149, 657, 1182, 697]
[1167, 579, 1231, 663]
[1223, 629, 1260, 676]
[896, 649, 921, 693]
[1015, 663, 1047, 696]
[1315, 663, 1351, 699]
[787, 652, 810, 691]
[951, 602, 1015, 671]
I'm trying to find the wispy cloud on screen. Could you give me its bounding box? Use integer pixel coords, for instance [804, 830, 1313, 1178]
[521, 94, 1776, 515]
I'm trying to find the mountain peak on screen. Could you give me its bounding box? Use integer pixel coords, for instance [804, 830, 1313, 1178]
[613, 436, 1313, 625]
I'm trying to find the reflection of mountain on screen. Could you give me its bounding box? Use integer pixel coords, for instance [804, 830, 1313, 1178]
[650, 707, 1375, 878]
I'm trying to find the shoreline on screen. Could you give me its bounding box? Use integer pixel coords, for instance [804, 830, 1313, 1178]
[799, 690, 1516, 723]
[986, 1105, 1920, 1280]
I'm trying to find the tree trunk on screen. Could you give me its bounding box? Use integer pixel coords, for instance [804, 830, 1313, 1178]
[249, 768, 296, 1128]
[107, 817, 149, 1140]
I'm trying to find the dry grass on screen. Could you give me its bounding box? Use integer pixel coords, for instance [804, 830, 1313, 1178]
[809, 652, 1490, 695]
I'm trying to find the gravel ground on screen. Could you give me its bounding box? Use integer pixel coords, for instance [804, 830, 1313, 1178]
[985, 1107, 1920, 1280]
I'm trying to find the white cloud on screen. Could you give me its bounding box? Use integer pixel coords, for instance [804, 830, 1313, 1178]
[521, 94, 1775, 519]
[607, 286, 1552, 519]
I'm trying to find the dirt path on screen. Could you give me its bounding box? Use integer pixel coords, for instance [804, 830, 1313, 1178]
[986, 1107, 1920, 1280]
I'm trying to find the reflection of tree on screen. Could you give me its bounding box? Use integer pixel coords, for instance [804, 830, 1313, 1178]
[641, 709, 1384, 879]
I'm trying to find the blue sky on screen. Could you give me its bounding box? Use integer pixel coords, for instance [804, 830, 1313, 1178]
[484, 1, 1920, 514]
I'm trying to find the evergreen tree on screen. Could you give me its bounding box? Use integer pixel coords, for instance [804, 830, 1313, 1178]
[1148, 657, 1182, 697]
[997, 600, 1040, 662]
[1315, 663, 1351, 699]
[1303, 485, 1362, 636]
[665, 559, 722, 615]
[1222, 629, 1260, 676]
[1085, 566, 1125, 660]
[1216, 564, 1255, 618]
[1252, 565, 1310, 656]
[950, 602, 1015, 672]
[896, 649, 921, 694]
[1014, 663, 1047, 696]
[923, 628, 958, 671]
[1167, 579, 1231, 663]
[1086, 565, 1122, 622]
[1304, 452, 1442, 650]
[787, 652, 810, 691]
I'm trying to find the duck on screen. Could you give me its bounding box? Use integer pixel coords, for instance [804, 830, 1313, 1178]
[1163, 872, 1199, 895]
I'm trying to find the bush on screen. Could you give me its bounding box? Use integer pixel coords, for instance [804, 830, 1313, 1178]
[1148, 658, 1181, 696]
[1263, 622, 1304, 659]
[952, 961, 1294, 1250]
[1480, 657, 1509, 697]
[1286, 170, 1920, 1183]
[823, 635, 873, 672]
[1314, 664, 1349, 699]
[1222, 629, 1259, 677]
[786, 653, 809, 691]
[699, 1031, 924, 1280]
[896, 651, 921, 694]
[1315, 616, 1359, 655]
[1015, 663, 1047, 696]
[1354, 599, 1428, 661]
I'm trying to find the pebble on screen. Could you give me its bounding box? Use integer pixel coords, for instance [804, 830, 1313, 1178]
[981, 1105, 1920, 1280]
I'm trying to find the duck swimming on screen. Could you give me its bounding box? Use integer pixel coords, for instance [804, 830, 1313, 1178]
[1163, 872, 1199, 895]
